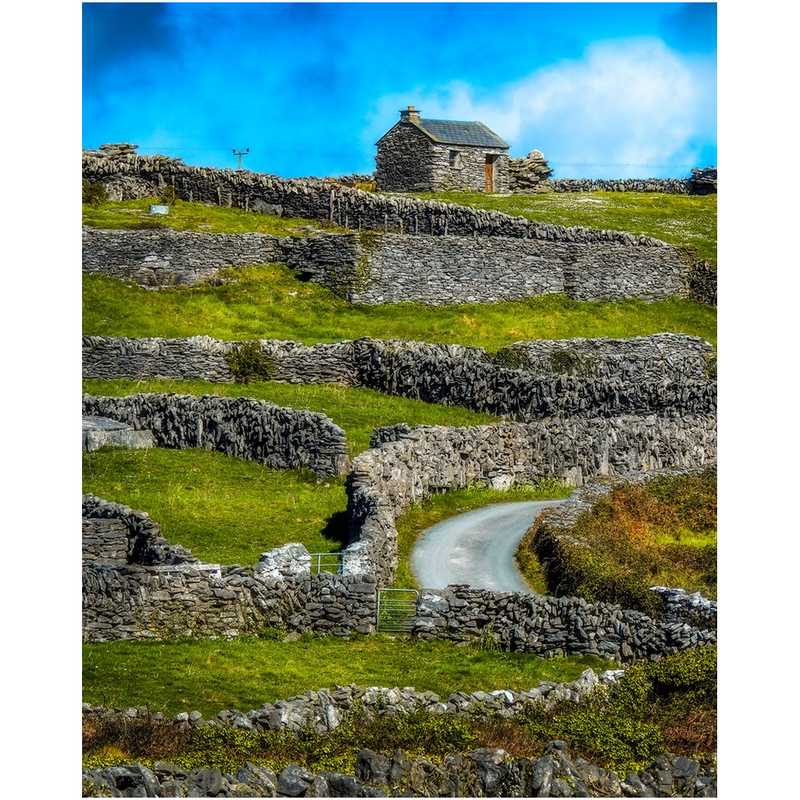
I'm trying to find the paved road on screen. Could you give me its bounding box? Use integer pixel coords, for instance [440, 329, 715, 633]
[410, 500, 565, 593]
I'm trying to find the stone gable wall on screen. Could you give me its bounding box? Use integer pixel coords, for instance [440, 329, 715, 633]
[82, 393, 351, 478]
[374, 124, 434, 191]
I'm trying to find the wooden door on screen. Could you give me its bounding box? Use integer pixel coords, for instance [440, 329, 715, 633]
[484, 155, 494, 192]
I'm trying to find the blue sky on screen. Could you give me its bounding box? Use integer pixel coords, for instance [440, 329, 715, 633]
[82, 2, 717, 180]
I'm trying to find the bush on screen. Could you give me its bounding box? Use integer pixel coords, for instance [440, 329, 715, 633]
[486, 347, 532, 371]
[224, 341, 278, 383]
[83, 181, 108, 207]
[159, 184, 179, 206]
[524, 471, 717, 613]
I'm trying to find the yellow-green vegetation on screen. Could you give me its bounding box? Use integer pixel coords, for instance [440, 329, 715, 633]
[83, 266, 717, 348]
[82, 379, 500, 457]
[82, 447, 349, 565]
[83, 639, 714, 777]
[393, 481, 574, 590]
[409, 190, 717, 264]
[516, 645, 716, 774]
[81, 634, 613, 718]
[82, 198, 343, 235]
[518, 470, 717, 618]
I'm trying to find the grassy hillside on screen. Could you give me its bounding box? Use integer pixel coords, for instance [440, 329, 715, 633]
[409, 190, 717, 263]
[82, 378, 501, 457]
[82, 198, 342, 235]
[83, 266, 717, 349]
[82, 636, 613, 719]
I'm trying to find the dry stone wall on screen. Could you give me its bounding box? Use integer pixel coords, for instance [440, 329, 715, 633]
[80, 668, 713, 798]
[82, 720, 717, 797]
[82, 226, 286, 287]
[548, 168, 717, 195]
[411, 585, 715, 661]
[82, 151, 716, 305]
[82, 151, 675, 245]
[82, 495, 377, 642]
[83, 224, 698, 304]
[82, 335, 717, 422]
[82, 393, 351, 478]
[346, 417, 716, 584]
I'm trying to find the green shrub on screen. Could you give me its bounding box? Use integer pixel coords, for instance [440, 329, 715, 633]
[224, 340, 278, 383]
[159, 184, 179, 206]
[82, 181, 108, 207]
[523, 470, 717, 612]
[487, 347, 532, 371]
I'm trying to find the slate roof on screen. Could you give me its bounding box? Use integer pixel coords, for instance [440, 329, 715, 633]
[376, 117, 509, 149]
[414, 118, 509, 149]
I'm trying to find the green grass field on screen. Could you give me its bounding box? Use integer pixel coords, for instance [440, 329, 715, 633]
[82, 188, 716, 756]
[409, 190, 717, 263]
[82, 198, 343, 236]
[82, 378, 501, 458]
[83, 266, 716, 349]
[82, 634, 613, 718]
[83, 447, 349, 565]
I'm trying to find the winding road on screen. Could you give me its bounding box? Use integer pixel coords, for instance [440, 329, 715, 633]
[409, 500, 565, 593]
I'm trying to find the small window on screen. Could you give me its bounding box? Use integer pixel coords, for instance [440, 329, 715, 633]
[449, 150, 462, 169]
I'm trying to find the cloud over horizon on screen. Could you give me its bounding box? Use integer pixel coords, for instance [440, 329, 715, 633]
[83, 3, 717, 180]
[369, 37, 716, 179]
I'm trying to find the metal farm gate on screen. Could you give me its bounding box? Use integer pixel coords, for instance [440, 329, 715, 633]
[376, 589, 419, 632]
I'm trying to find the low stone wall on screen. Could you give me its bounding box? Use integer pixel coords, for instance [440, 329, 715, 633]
[412, 585, 715, 661]
[82, 392, 351, 478]
[355, 231, 691, 304]
[83, 223, 707, 305]
[82, 668, 620, 735]
[81, 151, 675, 246]
[82, 335, 717, 422]
[346, 417, 717, 584]
[82, 226, 287, 287]
[82, 495, 377, 643]
[81, 671, 717, 796]
[529, 472, 717, 629]
[82, 742, 716, 797]
[549, 168, 717, 195]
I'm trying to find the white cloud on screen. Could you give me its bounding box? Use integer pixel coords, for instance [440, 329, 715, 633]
[370, 38, 716, 178]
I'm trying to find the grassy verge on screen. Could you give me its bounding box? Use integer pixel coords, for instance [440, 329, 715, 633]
[82, 634, 614, 718]
[82, 198, 343, 235]
[393, 482, 574, 590]
[83, 267, 717, 348]
[408, 190, 717, 263]
[83, 639, 714, 778]
[82, 447, 349, 565]
[82, 379, 501, 458]
[518, 471, 717, 617]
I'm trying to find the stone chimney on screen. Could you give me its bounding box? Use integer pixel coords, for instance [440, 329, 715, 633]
[399, 105, 421, 123]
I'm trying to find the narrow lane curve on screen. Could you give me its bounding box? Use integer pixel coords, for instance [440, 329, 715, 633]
[410, 500, 565, 593]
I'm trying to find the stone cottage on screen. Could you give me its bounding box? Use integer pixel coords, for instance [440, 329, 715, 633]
[375, 106, 510, 193]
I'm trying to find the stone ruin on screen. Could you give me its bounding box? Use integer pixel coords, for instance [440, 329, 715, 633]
[508, 150, 554, 193]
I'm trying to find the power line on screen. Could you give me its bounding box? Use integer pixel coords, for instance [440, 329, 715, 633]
[232, 148, 250, 170]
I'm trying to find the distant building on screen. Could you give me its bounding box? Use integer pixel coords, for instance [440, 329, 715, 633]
[375, 106, 510, 193]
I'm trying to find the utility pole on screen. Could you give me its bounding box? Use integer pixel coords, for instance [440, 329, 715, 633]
[232, 148, 249, 171]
